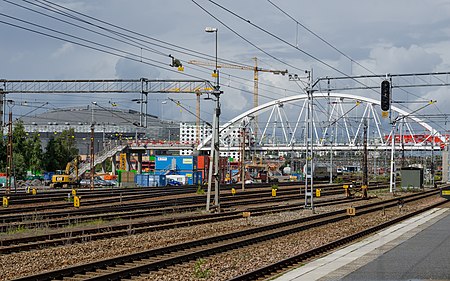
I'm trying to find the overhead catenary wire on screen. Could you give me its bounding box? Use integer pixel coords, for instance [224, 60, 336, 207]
[3, 0, 303, 108]
[2, 0, 445, 134]
[191, 0, 307, 74]
[266, 0, 377, 77]
[30, 0, 257, 69]
[203, 0, 446, 131]
[204, 0, 439, 114]
[266, 0, 432, 105]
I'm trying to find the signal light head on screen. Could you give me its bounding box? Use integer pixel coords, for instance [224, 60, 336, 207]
[381, 80, 390, 111]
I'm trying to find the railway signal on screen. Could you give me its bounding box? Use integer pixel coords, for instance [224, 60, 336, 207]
[381, 80, 391, 112]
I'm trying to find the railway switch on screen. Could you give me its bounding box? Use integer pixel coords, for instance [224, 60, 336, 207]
[2, 196, 9, 208]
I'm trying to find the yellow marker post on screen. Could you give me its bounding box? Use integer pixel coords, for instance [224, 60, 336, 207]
[32, 188, 37, 195]
[242, 211, 251, 218]
[316, 188, 321, 197]
[272, 189, 277, 197]
[242, 211, 251, 225]
[347, 207, 356, 216]
[343, 184, 350, 198]
[74, 195, 80, 208]
[72, 189, 77, 197]
[361, 185, 368, 198]
[231, 188, 236, 196]
[2, 196, 9, 208]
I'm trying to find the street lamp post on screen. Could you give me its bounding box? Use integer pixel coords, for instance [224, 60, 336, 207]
[205, 27, 222, 212]
[205, 27, 219, 86]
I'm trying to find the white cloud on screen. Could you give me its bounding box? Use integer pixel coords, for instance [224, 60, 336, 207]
[368, 45, 442, 73]
[4, 0, 450, 119]
[51, 42, 75, 59]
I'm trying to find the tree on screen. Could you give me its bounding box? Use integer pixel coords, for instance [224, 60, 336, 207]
[27, 132, 43, 174]
[12, 120, 27, 154]
[43, 138, 58, 172]
[56, 128, 79, 166]
[43, 129, 79, 171]
[12, 120, 28, 179]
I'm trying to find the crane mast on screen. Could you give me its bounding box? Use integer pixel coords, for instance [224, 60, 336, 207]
[188, 58, 287, 139]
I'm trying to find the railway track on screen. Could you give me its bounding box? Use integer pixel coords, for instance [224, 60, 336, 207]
[0, 196, 360, 254]
[0, 183, 388, 230]
[230, 197, 447, 280]
[0, 182, 314, 209]
[0, 181, 363, 213]
[0, 186, 199, 214]
[11, 190, 440, 281]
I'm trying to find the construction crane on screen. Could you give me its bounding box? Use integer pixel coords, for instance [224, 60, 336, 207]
[188, 57, 287, 138]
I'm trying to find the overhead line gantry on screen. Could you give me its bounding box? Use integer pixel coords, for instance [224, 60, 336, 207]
[0, 78, 215, 127]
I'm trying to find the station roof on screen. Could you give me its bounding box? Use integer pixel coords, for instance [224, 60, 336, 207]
[19, 106, 160, 127]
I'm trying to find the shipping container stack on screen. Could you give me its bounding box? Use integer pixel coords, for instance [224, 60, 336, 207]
[133, 155, 233, 187]
[154, 155, 202, 185]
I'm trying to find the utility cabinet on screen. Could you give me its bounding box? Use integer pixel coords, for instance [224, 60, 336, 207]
[400, 167, 423, 189]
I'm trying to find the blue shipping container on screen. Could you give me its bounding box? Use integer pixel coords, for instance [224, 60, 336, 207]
[135, 174, 167, 187]
[155, 156, 196, 172]
[193, 171, 202, 185]
[177, 171, 194, 185]
[176, 156, 196, 171]
[159, 175, 166, 186]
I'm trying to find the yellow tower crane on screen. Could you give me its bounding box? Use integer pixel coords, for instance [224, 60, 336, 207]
[188, 57, 287, 139]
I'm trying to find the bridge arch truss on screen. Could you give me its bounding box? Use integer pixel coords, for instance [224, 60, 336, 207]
[198, 92, 445, 153]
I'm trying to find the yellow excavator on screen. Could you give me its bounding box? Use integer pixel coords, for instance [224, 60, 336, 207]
[50, 156, 80, 188]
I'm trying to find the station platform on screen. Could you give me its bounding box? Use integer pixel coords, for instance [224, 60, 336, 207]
[274, 206, 450, 281]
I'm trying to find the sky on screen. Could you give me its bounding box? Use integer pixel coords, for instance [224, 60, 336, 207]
[2, 0, 450, 130]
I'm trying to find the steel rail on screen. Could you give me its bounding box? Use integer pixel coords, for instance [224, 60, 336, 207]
[11, 190, 439, 281]
[229, 198, 447, 281]
[0, 196, 360, 254]
[0, 182, 356, 225]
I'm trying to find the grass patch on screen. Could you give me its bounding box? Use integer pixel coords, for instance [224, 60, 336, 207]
[64, 218, 107, 229]
[6, 225, 27, 235]
[193, 258, 211, 279]
[196, 185, 205, 195]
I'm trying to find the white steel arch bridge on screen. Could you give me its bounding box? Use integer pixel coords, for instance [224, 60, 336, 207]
[197, 92, 445, 154]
